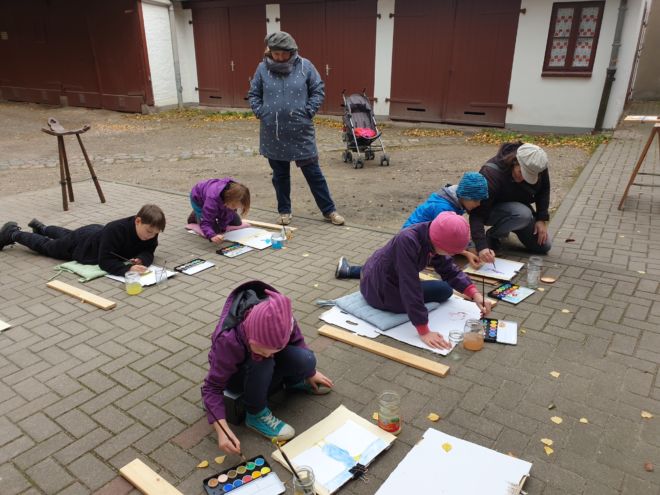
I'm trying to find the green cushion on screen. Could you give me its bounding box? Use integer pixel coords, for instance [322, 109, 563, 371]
[54, 261, 107, 283]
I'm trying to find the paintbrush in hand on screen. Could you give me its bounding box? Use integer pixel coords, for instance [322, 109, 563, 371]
[110, 251, 134, 264]
[209, 409, 246, 462]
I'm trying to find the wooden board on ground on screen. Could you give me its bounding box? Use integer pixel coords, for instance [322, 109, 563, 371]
[120, 459, 184, 495]
[47, 280, 116, 310]
[244, 219, 298, 231]
[318, 324, 450, 377]
[0, 319, 10, 332]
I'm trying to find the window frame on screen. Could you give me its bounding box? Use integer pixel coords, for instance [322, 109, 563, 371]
[542, 1, 605, 77]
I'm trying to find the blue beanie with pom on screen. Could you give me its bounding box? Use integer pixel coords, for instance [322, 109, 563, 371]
[456, 172, 488, 201]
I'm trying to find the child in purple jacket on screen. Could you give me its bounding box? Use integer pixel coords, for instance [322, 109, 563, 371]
[188, 178, 251, 244]
[201, 281, 333, 454]
[359, 212, 492, 350]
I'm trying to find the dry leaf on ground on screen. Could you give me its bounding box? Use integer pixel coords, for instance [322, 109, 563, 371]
[551, 416, 563, 424]
[641, 411, 654, 419]
[541, 438, 554, 446]
[579, 417, 589, 424]
[427, 413, 441, 422]
[197, 460, 209, 468]
[215, 456, 226, 464]
[550, 371, 560, 378]
[372, 412, 379, 420]
[544, 446, 554, 456]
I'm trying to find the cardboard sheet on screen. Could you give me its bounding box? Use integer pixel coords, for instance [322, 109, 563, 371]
[463, 258, 524, 281]
[375, 428, 532, 495]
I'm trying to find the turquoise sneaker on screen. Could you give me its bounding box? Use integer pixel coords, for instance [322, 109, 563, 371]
[245, 407, 295, 441]
[287, 380, 332, 395]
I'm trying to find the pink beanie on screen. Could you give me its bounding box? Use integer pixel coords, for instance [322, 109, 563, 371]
[243, 289, 293, 349]
[429, 212, 470, 254]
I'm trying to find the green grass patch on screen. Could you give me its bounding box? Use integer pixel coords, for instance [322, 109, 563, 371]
[467, 129, 610, 154]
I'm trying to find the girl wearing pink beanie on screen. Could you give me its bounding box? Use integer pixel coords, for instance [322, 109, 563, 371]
[358, 212, 492, 350]
[202, 281, 333, 453]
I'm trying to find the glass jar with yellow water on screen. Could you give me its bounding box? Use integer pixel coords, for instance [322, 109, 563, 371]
[125, 271, 143, 295]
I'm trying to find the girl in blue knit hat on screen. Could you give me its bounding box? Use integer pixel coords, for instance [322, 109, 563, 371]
[336, 172, 488, 278]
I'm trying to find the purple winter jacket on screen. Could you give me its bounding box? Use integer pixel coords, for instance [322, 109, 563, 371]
[360, 222, 475, 328]
[190, 178, 241, 239]
[201, 281, 310, 423]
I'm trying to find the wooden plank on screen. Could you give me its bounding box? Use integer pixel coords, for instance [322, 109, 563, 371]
[120, 459, 184, 495]
[0, 319, 11, 332]
[318, 324, 450, 377]
[47, 280, 116, 310]
[244, 219, 298, 231]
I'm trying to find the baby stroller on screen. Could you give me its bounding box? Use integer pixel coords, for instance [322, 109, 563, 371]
[341, 91, 389, 169]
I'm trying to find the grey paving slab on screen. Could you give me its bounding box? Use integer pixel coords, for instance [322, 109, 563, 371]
[2, 109, 660, 495]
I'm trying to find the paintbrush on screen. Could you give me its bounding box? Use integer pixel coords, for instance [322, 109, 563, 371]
[110, 251, 134, 264]
[208, 408, 246, 462]
[272, 438, 313, 494]
[280, 216, 287, 239]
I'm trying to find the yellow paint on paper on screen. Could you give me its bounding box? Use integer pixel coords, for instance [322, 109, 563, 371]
[442, 442, 452, 453]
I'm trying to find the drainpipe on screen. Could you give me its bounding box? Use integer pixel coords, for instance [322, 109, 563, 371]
[595, 0, 627, 131]
[168, 1, 184, 108]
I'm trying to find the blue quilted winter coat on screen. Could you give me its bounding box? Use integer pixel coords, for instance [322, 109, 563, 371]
[248, 55, 324, 161]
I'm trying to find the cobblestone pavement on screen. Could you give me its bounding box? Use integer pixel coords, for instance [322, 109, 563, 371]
[1, 105, 659, 495]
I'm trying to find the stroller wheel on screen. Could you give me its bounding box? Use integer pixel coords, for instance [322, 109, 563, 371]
[354, 159, 364, 169]
[346, 151, 353, 164]
[380, 155, 390, 167]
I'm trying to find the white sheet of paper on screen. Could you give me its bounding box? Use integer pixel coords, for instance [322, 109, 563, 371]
[464, 257, 524, 281]
[319, 307, 380, 338]
[376, 428, 532, 495]
[324, 420, 380, 459]
[223, 227, 272, 250]
[292, 446, 346, 487]
[320, 296, 481, 356]
[105, 265, 176, 286]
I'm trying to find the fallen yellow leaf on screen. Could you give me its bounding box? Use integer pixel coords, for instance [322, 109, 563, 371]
[442, 442, 452, 453]
[538, 287, 545, 292]
[520, 328, 527, 334]
[541, 438, 554, 446]
[372, 412, 379, 420]
[561, 309, 570, 314]
[579, 417, 589, 424]
[544, 446, 554, 456]
[302, 253, 310, 257]
[641, 411, 654, 419]
[197, 460, 209, 468]
[214, 456, 226, 464]
[550, 371, 560, 378]
[427, 413, 440, 422]
[551, 416, 563, 424]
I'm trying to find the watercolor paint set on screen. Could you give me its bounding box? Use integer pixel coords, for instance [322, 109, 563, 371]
[488, 282, 535, 305]
[203, 456, 279, 495]
[481, 318, 518, 345]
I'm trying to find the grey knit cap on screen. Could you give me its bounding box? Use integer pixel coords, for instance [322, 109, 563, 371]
[265, 31, 298, 51]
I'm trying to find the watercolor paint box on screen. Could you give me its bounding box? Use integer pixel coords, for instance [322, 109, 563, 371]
[203, 456, 276, 495]
[481, 318, 518, 345]
[488, 282, 535, 305]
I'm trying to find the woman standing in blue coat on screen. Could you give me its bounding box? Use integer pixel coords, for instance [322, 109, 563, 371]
[248, 31, 344, 226]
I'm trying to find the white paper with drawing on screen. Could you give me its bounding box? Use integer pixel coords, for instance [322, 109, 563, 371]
[376, 428, 532, 495]
[463, 257, 524, 281]
[319, 296, 481, 355]
[222, 227, 272, 250]
[105, 265, 176, 286]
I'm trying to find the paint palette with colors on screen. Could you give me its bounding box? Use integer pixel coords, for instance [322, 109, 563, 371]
[203, 456, 273, 494]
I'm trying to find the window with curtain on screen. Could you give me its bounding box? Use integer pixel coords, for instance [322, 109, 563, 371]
[543, 1, 605, 76]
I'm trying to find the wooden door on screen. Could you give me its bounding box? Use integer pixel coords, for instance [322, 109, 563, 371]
[389, 0, 455, 122]
[227, 4, 266, 108]
[325, 0, 377, 113]
[443, 0, 520, 126]
[192, 6, 232, 106]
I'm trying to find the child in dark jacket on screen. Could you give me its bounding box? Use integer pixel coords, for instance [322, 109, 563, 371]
[359, 212, 492, 350]
[189, 178, 251, 244]
[0, 204, 165, 276]
[201, 281, 333, 454]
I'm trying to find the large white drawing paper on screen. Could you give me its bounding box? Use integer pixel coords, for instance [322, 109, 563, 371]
[292, 446, 346, 488]
[105, 265, 176, 286]
[320, 296, 481, 355]
[376, 428, 532, 495]
[463, 257, 524, 281]
[223, 227, 273, 250]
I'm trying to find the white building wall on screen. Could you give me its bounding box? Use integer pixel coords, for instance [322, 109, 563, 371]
[506, 0, 645, 132]
[172, 2, 199, 104]
[373, 0, 395, 116]
[142, 1, 178, 107]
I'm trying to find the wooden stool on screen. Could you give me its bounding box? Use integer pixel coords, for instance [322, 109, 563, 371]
[619, 118, 660, 210]
[41, 117, 106, 211]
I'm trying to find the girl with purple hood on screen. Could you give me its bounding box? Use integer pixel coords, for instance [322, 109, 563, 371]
[188, 178, 250, 244]
[202, 281, 333, 453]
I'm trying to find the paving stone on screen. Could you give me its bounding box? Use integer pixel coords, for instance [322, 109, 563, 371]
[55, 409, 98, 438]
[26, 457, 75, 495]
[68, 453, 116, 491]
[19, 412, 62, 442]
